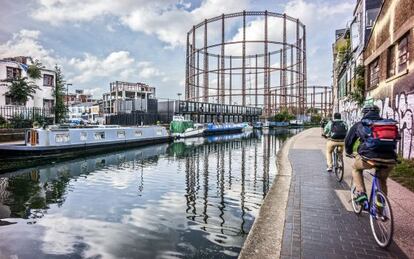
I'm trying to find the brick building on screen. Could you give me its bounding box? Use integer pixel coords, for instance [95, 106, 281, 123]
[364, 0, 414, 101]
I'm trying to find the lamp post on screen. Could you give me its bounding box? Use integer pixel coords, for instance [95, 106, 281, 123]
[66, 83, 72, 118]
[177, 93, 182, 101]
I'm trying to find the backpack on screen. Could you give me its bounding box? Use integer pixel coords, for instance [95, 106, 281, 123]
[330, 120, 347, 140]
[361, 119, 399, 153]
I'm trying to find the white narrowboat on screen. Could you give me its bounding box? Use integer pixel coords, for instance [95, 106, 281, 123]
[0, 125, 171, 159]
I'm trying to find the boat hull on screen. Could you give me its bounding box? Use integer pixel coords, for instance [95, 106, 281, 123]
[0, 136, 172, 160]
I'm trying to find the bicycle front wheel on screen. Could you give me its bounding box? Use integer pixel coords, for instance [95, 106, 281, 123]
[370, 190, 394, 248]
[335, 153, 344, 182]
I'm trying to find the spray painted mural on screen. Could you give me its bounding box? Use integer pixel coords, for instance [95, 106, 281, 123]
[339, 91, 414, 159]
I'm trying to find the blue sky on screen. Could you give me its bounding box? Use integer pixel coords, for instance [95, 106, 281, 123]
[0, 0, 355, 100]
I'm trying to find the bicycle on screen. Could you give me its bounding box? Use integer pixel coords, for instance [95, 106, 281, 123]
[348, 154, 395, 248]
[332, 146, 344, 182]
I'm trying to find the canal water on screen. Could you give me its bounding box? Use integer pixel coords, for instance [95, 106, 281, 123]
[0, 129, 300, 258]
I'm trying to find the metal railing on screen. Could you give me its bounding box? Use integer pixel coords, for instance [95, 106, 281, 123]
[0, 106, 54, 128]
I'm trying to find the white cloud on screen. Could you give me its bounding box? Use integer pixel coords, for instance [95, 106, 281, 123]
[0, 29, 59, 68]
[31, 0, 249, 47]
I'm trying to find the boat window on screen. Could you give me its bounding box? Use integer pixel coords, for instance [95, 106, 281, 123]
[55, 133, 70, 143]
[80, 131, 87, 141]
[156, 129, 163, 136]
[117, 130, 125, 138]
[94, 132, 105, 140]
[135, 130, 143, 136]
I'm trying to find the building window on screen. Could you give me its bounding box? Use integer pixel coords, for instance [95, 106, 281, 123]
[369, 58, 379, 88]
[94, 132, 105, 140]
[5, 95, 24, 105]
[6, 67, 21, 80]
[55, 133, 70, 143]
[80, 132, 87, 141]
[387, 45, 396, 78]
[398, 34, 409, 73]
[43, 74, 54, 86]
[117, 130, 125, 138]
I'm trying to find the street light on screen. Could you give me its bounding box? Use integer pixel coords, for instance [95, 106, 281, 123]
[177, 93, 182, 101]
[66, 83, 72, 118]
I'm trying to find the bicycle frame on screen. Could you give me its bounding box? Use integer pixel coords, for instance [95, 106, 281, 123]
[363, 170, 381, 217]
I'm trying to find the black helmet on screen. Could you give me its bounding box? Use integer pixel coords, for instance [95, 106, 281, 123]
[362, 103, 380, 115]
[333, 112, 341, 119]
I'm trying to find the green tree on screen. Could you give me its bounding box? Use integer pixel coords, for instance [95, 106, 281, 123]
[7, 77, 40, 105]
[54, 65, 67, 123]
[273, 109, 295, 122]
[6, 59, 43, 105]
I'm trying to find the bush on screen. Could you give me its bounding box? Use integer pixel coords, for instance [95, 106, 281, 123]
[390, 157, 414, 192]
[0, 115, 6, 125]
[272, 109, 295, 122]
[9, 114, 32, 128]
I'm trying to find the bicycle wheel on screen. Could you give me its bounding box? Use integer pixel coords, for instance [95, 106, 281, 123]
[335, 153, 344, 182]
[370, 190, 394, 248]
[350, 181, 362, 214]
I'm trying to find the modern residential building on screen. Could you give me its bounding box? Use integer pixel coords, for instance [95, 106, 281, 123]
[102, 81, 156, 114]
[64, 89, 96, 106]
[68, 102, 101, 123]
[0, 56, 56, 109]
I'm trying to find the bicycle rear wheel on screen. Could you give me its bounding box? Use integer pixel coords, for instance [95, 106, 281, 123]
[335, 152, 344, 182]
[370, 190, 394, 248]
[350, 181, 362, 214]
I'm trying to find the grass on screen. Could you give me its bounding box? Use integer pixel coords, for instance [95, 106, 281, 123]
[390, 157, 414, 192]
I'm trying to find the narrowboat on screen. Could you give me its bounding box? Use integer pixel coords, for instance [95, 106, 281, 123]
[289, 119, 304, 128]
[170, 115, 205, 138]
[253, 121, 263, 129]
[203, 123, 245, 135]
[0, 125, 171, 159]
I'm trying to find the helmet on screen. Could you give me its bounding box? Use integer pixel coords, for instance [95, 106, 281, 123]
[333, 112, 341, 119]
[362, 103, 380, 115]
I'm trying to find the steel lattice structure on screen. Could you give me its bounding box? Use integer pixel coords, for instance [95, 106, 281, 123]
[185, 11, 307, 116]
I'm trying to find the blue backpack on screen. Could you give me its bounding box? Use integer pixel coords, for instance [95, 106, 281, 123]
[360, 119, 399, 153]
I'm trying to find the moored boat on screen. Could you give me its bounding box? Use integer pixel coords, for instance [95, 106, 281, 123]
[203, 122, 245, 135]
[0, 125, 171, 159]
[170, 115, 205, 138]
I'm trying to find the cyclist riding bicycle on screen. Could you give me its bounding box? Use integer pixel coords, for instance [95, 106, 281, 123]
[324, 113, 348, 172]
[344, 103, 399, 203]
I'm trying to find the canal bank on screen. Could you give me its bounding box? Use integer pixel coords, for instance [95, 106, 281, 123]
[240, 128, 414, 258]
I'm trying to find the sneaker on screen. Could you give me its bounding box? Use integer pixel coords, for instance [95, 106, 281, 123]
[355, 192, 368, 204]
[326, 167, 333, 173]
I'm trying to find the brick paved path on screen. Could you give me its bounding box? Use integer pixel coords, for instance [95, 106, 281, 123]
[280, 148, 408, 259]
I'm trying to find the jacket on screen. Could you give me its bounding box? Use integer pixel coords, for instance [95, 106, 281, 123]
[324, 119, 347, 140]
[344, 111, 397, 159]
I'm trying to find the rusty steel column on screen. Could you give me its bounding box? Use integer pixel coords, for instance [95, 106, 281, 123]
[320, 92, 324, 117]
[229, 56, 232, 104]
[220, 14, 225, 104]
[279, 50, 283, 109]
[264, 10, 268, 115]
[185, 32, 190, 100]
[203, 19, 209, 103]
[282, 13, 287, 110]
[313, 86, 316, 111]
[242, 10, 246, 106]
[296, 19, 301, 114]
[217, 56, 220, 103]
[191, 26, 196, 99]
[196, 50, 200, 102]
[269, 52, 272, 114]
[290, 45, 294, 110]
[255, 54, 258, 107]
[324, 86, 328, 117]
[302, 25, 307, 115]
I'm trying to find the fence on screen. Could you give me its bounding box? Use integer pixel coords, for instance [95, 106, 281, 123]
[0, 106, 54, 128]
[106, 112, 159, 126]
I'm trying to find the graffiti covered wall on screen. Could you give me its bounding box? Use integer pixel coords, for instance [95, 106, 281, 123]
[339, 90, 414, 159]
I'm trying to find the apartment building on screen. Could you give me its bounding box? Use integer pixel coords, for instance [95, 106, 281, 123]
[0, 56, 56, 109]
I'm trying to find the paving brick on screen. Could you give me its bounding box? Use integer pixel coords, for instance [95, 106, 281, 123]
[280, 149, 409, 259]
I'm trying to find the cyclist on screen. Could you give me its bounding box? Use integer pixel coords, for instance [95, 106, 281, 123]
[320, 117, 328, 137]
[344, 104, 399, 203]
[324, 112, 348, 172]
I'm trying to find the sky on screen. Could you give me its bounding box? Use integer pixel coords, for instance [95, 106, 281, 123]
[0, 0, 355, 100]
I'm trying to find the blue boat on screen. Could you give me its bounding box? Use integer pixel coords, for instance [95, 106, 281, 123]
[265, 121, 289, 128]
[203, 123, 245, 135]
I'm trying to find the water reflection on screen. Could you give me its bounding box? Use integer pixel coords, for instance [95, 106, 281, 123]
[0, 128, 299, 258]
